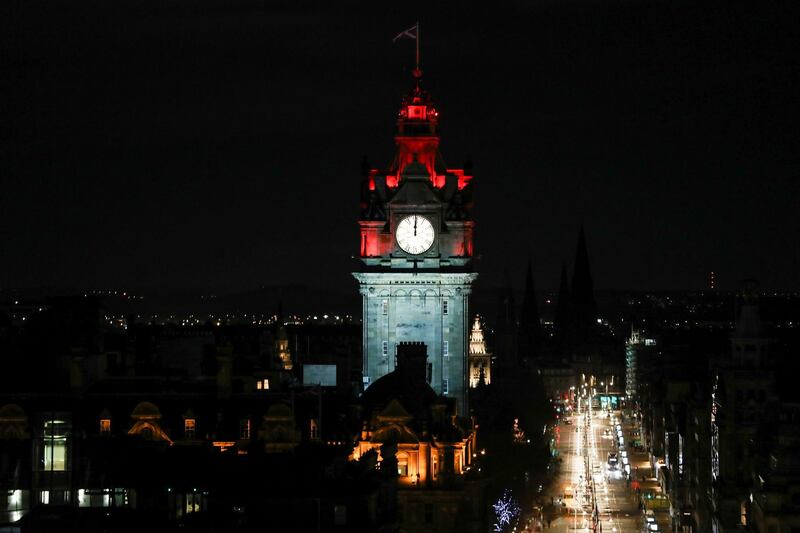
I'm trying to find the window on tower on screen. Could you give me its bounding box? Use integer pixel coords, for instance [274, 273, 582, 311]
[443, 341, 449, 357]
[442, 300, 449, 315]
[382, 341, 388, 357]
[382, 299, 388, 315]
[443, 379, 449, 395]
[184, 418, 196, 440]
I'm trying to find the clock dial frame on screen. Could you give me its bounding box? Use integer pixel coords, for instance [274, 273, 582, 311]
[395, 215, 435, 255]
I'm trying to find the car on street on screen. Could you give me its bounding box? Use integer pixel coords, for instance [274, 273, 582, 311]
[607, 452, 619, 469]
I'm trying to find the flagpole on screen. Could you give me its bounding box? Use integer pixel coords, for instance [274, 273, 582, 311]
[416, 22, 420, 71]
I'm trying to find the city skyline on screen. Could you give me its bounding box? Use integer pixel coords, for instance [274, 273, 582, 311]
[3, 3, 800, 530]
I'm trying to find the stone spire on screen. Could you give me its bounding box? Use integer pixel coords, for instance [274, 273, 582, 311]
[496, 269, 516, 330]
[518, 261, 542, 365]
[571, 226, 597, 341]
[469, 317, 487, 355]
[494, 269, 517, 372]
[468, 316, 492, 388]
[554, 262, 571, 346]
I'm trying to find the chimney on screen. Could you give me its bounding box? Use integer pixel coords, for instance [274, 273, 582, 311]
[395, 342, 428, 383]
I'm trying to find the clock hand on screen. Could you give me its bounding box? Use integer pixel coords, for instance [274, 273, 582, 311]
[414, 216, 417, 236]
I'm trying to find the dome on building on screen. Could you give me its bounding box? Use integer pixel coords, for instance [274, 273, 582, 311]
[0, 404, 26, 422]
[362, 342, 439, 419]
[361, 366, 438, 421]
[131, 401, 161, 420]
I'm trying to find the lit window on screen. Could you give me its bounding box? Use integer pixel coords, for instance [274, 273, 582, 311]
[43, 420, 68, 472]
[185, 418, 196, 440]
[310, 419, 319, 440]
[442, 300, 449, 315]
[40, 491, 49, 505]
[382, 299, 388, 315]
[334, 505, 347, 526]
[186, 492, 202, 514]
[256, 380, 262, 390]
[442, 379, 449, 395]
[9, 489, 21, 509]
[262, 378, 269, 390]
[382, 341, 388, 357]
[443, 341, 449, 357]
[100, 418, 111, 434]
[240, 419, 251, 440]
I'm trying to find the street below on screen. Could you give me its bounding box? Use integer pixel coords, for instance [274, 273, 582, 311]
[530, 402, 644, 533]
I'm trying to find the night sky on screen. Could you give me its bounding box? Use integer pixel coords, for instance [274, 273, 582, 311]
[4, 0, 799, 295]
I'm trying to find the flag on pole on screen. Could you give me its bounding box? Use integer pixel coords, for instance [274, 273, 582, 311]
[393, 23, 418, 42]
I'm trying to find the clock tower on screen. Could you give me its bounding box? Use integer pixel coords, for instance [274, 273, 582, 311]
[354, 70, 477, 415]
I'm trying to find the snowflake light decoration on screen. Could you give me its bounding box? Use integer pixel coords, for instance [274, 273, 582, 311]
[493, 489, 521, 532]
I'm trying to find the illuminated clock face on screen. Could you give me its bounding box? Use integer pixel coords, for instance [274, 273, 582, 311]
[396, 215, 435, 255]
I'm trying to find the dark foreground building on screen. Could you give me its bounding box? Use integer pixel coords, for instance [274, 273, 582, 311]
[0, 300, 487, 532]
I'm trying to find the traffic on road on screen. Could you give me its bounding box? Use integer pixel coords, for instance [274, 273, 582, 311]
[517, 393, 670, 533]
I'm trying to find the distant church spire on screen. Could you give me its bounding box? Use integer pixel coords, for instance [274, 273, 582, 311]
[494, 269, 517, 373]
[571, 226, 597, 340]
[554, 262, 571, 346]
[572, 226, 594, 302]
[497, 269, 516, 329]
[518, 261, 542, 365]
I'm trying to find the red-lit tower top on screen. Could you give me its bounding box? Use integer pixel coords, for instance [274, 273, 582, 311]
[358, 70, 475, 269]
[366, 70, 472, 191]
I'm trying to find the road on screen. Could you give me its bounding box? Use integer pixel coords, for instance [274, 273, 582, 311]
[544, 402, 641, 533]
